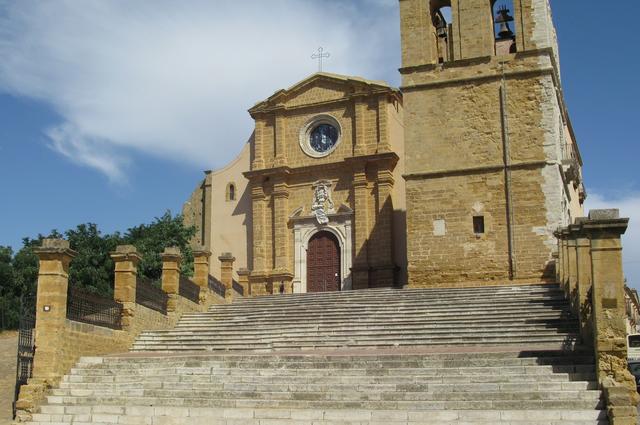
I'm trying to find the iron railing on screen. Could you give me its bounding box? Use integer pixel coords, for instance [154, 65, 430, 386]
[66, 285, 122, 330]
[179, 276, 200, 304]
[13, 297, 35, 419]
[136, 276, 168, 315]
[208, 275, 226, 298]
[232, 279, 244, 296]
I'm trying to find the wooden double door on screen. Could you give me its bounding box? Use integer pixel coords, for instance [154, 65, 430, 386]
[307, 231, 341, 293]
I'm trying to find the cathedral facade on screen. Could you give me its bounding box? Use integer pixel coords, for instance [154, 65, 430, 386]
[183, 0, 585, 295]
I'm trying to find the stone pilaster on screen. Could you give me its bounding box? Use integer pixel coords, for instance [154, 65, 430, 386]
[377, 95, 391, 153]
[274, 114, 287, 167]
[31, 239, 77, 383]
[110, 245, 141, 329]
[583, 209, 639, 424]
[352, 166, 370, 289]
[161, 247, 182, 312]
[370, 167, 395, 287]
[354, 97, 368, 156]
[272, 177, 290, 272]
[253, 117, 266, 169]
[219, 253, 235, 300]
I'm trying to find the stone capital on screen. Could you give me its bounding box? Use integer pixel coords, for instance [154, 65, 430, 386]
[110, 245, 142, 263]
[161, 247, 183, 263]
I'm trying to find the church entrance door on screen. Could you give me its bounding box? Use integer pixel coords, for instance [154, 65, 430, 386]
[307, 231, 341, 293]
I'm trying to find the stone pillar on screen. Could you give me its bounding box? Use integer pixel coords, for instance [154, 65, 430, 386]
[352, 166, 370, 289]
[273, 177, 290, 272]
[32, 239, 77, 383]
[237, 268, 251, 296]
[110, 245, 141, 329]
[554, 228, 563, 285]
[566, 227, 579, 314]
[583, 209, 639, 424]
[274, 114, 287, 167]
[574, 219, 593, 344]
[219, 253, 235, 299]
[161, 247, 182, 312]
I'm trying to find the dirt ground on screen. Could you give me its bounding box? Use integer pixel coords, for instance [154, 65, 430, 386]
[0, 331, 17, 425]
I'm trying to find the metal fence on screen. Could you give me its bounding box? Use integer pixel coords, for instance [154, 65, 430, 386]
[13, 298, 35, 419]
[136, 276, 168, 315]
[232, 279, 244, 296]
[66, 285, 123, 330]
[179, 276, 200, 304]
[208, 275, 226, 298]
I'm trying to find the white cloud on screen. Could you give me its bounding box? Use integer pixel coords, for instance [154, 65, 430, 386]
[585, 192, 640, 291]
[0, 0, 400, 181]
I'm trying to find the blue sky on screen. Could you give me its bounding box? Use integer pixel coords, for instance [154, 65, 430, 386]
[0, 1, 639, 287]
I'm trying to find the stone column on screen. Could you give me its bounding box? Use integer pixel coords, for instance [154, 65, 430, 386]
[273, 177, 290, 272]
[161, 247, 182, 312]
[237, 268, 251, 296]
[352, 166, 370, 289]
[219, 253, 235, 300]
[584, 209, 639, 424]
[110, 245, 141, 329]
[574, 219, 593, 344]
[31, 239, 77, 383]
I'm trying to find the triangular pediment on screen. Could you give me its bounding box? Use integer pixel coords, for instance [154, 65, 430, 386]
[249, 72, 396, 115]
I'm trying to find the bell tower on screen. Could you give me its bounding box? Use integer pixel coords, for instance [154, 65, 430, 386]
[399, 0, 585, 286]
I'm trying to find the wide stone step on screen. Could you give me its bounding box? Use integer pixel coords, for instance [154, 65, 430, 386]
[44, 394, 604, 411]
[32, 407, 608, 425]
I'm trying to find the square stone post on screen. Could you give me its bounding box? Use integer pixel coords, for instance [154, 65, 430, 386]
[567, 225, 579, 315]
[553, 228, 563, 285]
[237, 268, 251, 296]
[561, 228, 570, 298]
[219, 253, 235, 300]
[574, 218, 594, 345]
[161, 247, 182, 312]
[31, 239, 77, 383]
[192, 248, 211, 289]
[583, 209, 638, 424]
[110, 245, 141, 329]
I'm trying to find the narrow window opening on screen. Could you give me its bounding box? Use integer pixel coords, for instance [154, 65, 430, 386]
[430, 1, 453, 63]
[227, 183, 236, 201]
[493, 0, 517, 54]
[473, 216, 485, 234]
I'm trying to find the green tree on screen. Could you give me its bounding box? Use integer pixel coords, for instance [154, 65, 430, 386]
[0, 246, 17, 329]
[65, 223, 121, 296]
[124, 212, 195, 282]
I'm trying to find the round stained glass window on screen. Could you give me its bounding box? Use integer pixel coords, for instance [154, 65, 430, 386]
[309, 124, 339, 154]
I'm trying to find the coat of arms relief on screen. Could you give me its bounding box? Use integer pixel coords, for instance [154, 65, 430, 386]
[311, 180, 335, 225]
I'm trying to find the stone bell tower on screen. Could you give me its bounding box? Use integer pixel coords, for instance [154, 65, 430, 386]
[399, 0, 585, 287]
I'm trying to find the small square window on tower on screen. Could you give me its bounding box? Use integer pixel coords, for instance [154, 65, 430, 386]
[473, 216, 485, 234]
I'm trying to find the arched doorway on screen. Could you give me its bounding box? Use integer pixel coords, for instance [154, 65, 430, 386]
[307, 231, 341, 293]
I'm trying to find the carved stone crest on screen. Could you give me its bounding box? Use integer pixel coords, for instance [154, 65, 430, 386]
[311, 180, 335, 225]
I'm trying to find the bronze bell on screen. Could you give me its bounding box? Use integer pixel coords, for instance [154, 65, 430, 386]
[434, 12, 448, 38]
[495, 6, 514, 39]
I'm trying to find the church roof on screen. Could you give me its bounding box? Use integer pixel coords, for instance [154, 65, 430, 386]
[249, 72, 400, 116]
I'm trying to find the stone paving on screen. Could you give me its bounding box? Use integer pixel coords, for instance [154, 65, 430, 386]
[0, 332, 17, 425]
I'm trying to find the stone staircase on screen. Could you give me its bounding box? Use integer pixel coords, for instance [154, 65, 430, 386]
[27, 284, 608, 424]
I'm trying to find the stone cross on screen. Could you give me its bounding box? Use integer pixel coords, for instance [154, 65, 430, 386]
[311, 47, 330, 72]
